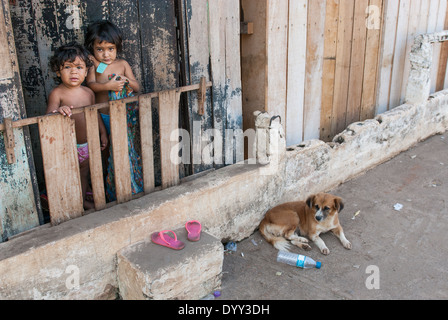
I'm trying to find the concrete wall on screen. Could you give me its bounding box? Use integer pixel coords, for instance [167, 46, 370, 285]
[0, 88, 447, 299]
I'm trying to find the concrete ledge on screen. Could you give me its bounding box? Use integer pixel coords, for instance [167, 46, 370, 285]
[0, 90, 447, 299]
[117, 228, 223, 300]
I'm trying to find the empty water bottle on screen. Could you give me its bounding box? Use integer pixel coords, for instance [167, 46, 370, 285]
[277, 251, 322, 269]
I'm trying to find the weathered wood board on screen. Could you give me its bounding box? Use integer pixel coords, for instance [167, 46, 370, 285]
[38, 115, 84, 225]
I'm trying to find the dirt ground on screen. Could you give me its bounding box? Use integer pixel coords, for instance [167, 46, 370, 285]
[219, 133, 448, 300]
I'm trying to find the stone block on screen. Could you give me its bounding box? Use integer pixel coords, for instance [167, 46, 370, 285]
[117, 228, 223, 300]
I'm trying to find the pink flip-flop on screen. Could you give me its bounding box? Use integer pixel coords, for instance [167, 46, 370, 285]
[185, 220, 202, 242]
[151, 230, 185, 250]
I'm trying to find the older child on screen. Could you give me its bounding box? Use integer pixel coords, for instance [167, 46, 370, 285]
[47, 42, 108, 210]
[85, 20, 143, 202]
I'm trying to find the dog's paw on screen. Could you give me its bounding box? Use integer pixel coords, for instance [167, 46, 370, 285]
[343, 241, 352, 250]
[297, 237, 309, 243]
[321, 247, 330, 255]
[303, 243, 312, 251]
[291, 239, 311, 251]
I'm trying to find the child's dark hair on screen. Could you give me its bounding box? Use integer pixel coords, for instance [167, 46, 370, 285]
[84, 20, 123, 54]
[50, 42, 93, 73]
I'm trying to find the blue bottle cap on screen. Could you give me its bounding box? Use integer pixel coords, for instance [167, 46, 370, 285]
[316, 262, 322, 269]
[96, 62, 108, 74]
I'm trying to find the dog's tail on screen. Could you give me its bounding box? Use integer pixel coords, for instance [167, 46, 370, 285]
[259, 219, 291, 252]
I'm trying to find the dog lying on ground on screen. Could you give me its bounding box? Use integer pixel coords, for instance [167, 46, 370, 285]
[259, 193, 351, 255]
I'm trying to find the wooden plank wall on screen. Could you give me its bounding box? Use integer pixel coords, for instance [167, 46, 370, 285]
[241, 0, 448, 145]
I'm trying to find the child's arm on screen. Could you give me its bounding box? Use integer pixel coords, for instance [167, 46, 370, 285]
[121, 60, 140, 93]
[86, 88, 108, 150]
[46, 88, 73, 117]
[86, 65, 126, 93]
[98, 114, 108, 151]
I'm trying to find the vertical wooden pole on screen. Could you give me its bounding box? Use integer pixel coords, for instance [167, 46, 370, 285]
[85, 107, 106, 210]
[109, 100, 132, 204]
[139, 95, 155, 194]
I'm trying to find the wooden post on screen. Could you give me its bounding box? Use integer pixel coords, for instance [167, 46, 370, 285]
[158, 89, 181, 189]
[109, 100, 132, 203]
[139, 95, 155, 194]
[85, 107, 106, 210]
[3, 118, 15, 164]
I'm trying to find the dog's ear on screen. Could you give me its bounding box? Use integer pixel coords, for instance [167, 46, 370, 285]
[334, 197, 344, 212]
[306, 195, 315, 209]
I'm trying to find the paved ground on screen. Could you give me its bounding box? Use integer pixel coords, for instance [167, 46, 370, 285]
[219, 133, 448, 300]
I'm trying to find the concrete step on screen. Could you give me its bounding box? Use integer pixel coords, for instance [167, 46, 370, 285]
[117, 227, 223, 300]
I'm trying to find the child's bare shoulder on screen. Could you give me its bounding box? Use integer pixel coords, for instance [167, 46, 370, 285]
[49, 84, 64, 98]
[80, 85, 95, 101]
[115, 58, 131, 69]
[80, 85, 94, 94]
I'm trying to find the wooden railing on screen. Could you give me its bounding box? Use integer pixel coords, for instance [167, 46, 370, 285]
[0, 79, 211, 226]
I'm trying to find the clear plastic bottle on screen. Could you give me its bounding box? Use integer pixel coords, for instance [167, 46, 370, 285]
[277, 251, 322, 269]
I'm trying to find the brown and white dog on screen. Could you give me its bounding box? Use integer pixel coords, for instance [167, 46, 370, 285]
[259, 193, 351, 255]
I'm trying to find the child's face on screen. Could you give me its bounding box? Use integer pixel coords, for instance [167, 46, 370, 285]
[93, 40, 117, 65]
[57, 57, 88, 88]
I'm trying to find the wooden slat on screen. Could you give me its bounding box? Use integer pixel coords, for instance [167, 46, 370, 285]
[209, 0, 243, 164]
[303, 0, 326, 140]
[400, 0, 422, 102]
[109, 100, 132, 203]
[389, 0, 410, 108]
[346, 0, 369, 125]
[3, 118, 16, 164]
[181, 0, 214, 175]
[361, 0, 383, 121]
[286, 0, 307, 145]
[158, 89, 181, 189]
[331, 0, 355, 137]
[266, 0, 288, 133]
[139, 95, 155, 194]
[321, 0, 340, 142]
[240, 0, 268, 155]
[376, 0, 400, 114]
[38, 115, 83, 225]
[208, 0, 227, 164]
[437, 0, 448, 91]
[432, 0, 448, 91]
[85, 107, 106, 210]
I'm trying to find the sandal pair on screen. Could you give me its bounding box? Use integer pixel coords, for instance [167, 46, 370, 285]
[151, 220, 202, 250]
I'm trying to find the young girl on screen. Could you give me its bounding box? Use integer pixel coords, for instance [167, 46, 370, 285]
[47, 42, 108, 210]
[85, 20, 143, 202]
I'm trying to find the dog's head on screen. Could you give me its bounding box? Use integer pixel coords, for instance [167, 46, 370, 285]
[306, 193, 344, 222]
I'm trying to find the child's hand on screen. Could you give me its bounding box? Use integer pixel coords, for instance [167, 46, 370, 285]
[100, 133, 108, 151]
[108, 75, 126, 92]
[53, 105, 73, 117]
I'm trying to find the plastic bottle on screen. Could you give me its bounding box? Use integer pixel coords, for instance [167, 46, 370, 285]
[277, 251, 322, 269]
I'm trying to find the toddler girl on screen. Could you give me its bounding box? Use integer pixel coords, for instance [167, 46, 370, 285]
[47, 42, 108, 210]
[85, 20, 143, 202]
